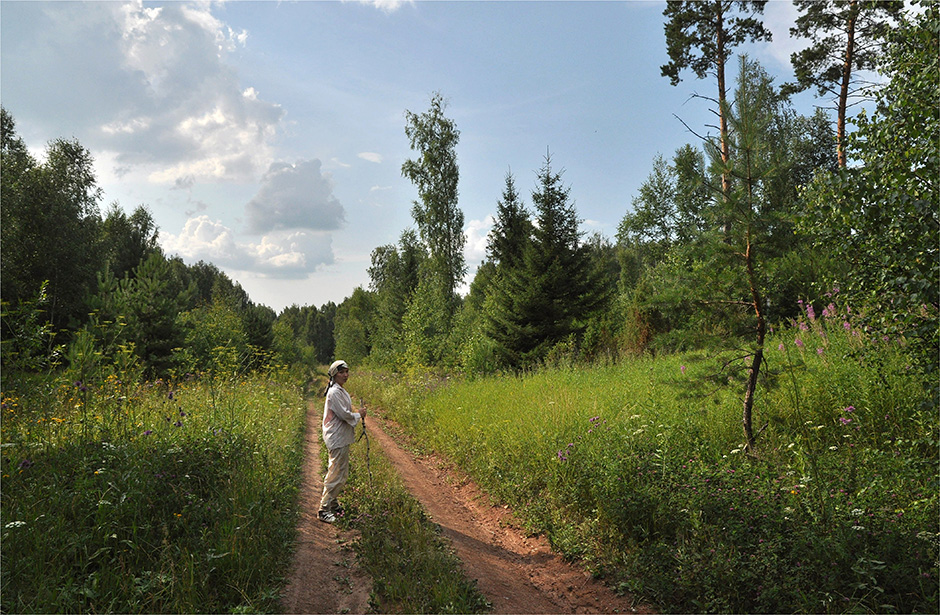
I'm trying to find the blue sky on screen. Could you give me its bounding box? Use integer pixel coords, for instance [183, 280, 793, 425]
[1, 0, 819, 312]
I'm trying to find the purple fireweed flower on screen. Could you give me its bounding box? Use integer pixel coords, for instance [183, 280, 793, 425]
[806, 304, 816, 321]
[817, 348, 825, 356]
[795, 338, 804, 348]
[799, 322, 809, 331]
[143, 430, 153, 436]
[778, 343, 785, 352]
[839, 417, 852, 425]
[843, 321, 851, 331]
[845, 406, 855, 413]
[680, 365, 687, 375]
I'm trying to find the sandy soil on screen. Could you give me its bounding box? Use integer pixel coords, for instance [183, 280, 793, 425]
[281, 400, 655, 614]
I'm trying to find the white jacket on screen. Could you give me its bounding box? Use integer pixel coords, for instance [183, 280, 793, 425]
[322, 383, 361, 450]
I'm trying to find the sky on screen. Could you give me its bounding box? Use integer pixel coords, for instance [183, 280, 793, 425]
[1, 0, 822, 313]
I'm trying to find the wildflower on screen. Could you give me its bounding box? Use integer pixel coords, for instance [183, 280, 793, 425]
[844, 406, 855, 413]
[680, 365, 686, 375]
[174, 420, 183, 428]
[817, 348, 824, 356]
[839, 417, 852, 425]
[18, 459, 33, 469]
[168, 391, 174, 400]
[799, 321, 809, 331]
[795, 338, 804, 348]
[143, 430, 153, 436]
[4, 521, 26, 529]
[806, 304, 816, 321]
[778, 343, 785, 352]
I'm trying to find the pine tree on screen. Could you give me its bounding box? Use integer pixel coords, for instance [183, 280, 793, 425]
[784, 0, 904, 167]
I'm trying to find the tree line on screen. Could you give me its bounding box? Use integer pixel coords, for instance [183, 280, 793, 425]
[2, 2, 935, 415]
[1, 107, 335, 378]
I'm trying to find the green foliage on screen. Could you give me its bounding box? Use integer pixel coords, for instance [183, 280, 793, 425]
[784, 0, 904, 165]
[401, 92, 466, 305]
[801, 4, 939, 406]
[351, 306, 938, 613]
[785, 0, 903, 100]
[486, 171, 532, 270]
[368, 229, 425, 367]
[0, 281, 62, 372]
[401, 267, 458, 369]
[485, 154, 613, 368]
[1, 108, 103, 332]
[99, 204, 160, 281]
[333, 287, 377, 366]
[174, 299, 250, 377]
[628, 57, 839, 353]
[661, 1, 772, 87]
[1, 369, 306, 614]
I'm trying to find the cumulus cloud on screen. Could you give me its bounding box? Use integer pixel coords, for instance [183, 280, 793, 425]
[162, 215, 335, 279]
[107, 3, 284, 183]
[464, 215, 494, 265]
[245, 160, 346, 234]
[2, 2, 284, 185]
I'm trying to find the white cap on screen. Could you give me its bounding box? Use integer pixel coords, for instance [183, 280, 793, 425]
[328, 360, 349, 378]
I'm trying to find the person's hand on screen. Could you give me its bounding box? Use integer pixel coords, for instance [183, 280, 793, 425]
[359, 407, 368, 419]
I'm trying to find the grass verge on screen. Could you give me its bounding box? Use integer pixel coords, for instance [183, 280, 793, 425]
[1, 367, 307, 614]
[349, 303, 939, 613]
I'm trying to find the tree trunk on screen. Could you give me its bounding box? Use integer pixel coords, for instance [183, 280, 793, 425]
[837, 0, 859, 168]
[743, 240, 764, 453]
[716, 0, 732, 234]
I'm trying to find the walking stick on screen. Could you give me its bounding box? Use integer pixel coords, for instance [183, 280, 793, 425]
[357, 398, 374, 490]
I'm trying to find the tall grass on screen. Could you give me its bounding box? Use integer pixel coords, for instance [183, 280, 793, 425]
[1, 365, 307, 613]
[350, 300, 939, 613]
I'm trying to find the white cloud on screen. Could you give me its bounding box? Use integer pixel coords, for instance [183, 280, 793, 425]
[245, 160, 346, 234]
[464, 215, 494, 265]
[358, 152, 384, 163]
[350, 0, 413, 14]
[162, 216, 335, 279]
[96, 2, 285, 184]
[755, 1, 804, 73]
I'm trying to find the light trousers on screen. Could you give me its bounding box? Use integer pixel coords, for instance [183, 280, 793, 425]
[319, 444, 350, 512]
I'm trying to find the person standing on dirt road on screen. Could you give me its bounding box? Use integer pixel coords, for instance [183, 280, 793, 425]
[318, 360, 367, 523]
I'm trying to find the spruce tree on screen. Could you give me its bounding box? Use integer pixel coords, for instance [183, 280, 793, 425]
[486, 154, 610, 367]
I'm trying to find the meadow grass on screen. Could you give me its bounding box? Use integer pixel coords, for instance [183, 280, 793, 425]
[350, 302, 939, 613]
[1, 366, 307, 614]
[315, 388, 491, 614]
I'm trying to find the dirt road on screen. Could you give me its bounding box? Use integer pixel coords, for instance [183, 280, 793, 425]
[281, 400, 654, 614]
